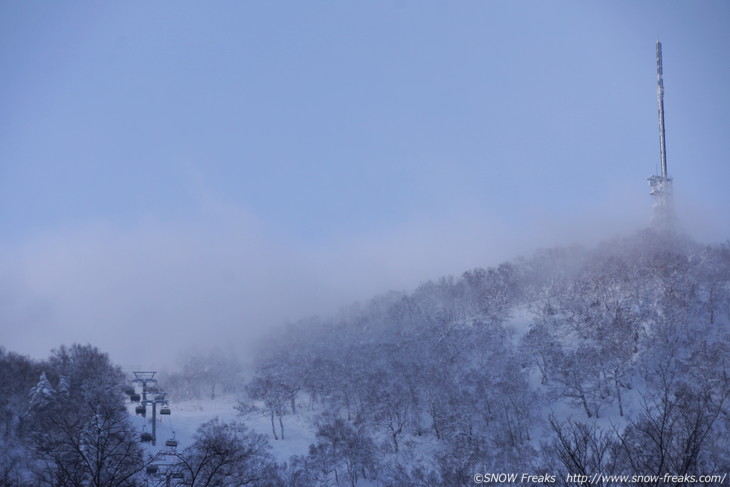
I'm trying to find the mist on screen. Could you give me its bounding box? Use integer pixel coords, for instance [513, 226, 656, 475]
[0, 189, 657, 369]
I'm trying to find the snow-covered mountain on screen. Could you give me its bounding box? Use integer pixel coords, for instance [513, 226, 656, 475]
[2, 229, 729, 486]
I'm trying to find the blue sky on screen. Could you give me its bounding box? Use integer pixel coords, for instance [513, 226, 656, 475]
[1, 1, 729, 364]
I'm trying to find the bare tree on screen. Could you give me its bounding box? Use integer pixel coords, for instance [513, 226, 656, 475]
[547, 416, 620, 487]
[27, 345, 147, 487]
[239, 374, 293, 440]
[613, 369, 728, 484]
[169, 419, 276, 487]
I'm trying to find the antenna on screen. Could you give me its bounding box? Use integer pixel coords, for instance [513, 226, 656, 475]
[647, 40, 674, 229]
[656, 41, 667, 178]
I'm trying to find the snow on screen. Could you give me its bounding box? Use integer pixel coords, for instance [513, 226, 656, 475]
[127, 394, 316, 464]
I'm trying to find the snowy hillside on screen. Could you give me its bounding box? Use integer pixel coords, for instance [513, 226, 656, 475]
[2, 230, 729, 486]
[127, 395, 314, 466]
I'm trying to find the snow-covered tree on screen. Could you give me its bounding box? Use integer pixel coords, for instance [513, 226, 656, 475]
[28, 344, 146, 487]
[306, 416, 376, 487]
[171, 419, 277, 487]
[28, 372, 56, 411]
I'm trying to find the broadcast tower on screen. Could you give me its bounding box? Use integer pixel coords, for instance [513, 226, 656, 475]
[647, 41, 675, 229]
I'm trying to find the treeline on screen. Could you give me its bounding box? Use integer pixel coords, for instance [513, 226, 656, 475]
[239, 230, 730, 486]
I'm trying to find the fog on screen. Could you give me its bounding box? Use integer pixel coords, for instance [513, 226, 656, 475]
[1, 179, 725, 369]
[0, 192, 659, 368]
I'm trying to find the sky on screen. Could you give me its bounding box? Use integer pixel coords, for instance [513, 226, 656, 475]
[1, 1, 729, 367]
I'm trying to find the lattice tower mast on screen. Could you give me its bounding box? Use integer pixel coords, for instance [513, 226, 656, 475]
[648, 40, 674, 228]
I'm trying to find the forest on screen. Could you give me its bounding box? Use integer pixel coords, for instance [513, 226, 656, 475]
[1, 229, 728, 486]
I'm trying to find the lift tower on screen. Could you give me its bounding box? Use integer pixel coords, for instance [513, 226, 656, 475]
[648, 40, 674, 228]
[131, 371, 169, 446]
